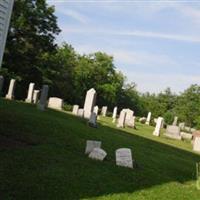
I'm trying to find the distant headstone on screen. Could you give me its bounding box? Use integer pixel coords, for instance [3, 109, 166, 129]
[0, 75, 4, 95]
[101, 106, 108, 117]
[88, 112, 97, 128]
[48, 97, 63, 110]
[33, 90, 40, 104]
[85, 140, 101, 154]
[88, 148, 107, 161]
[117, 110, 126, 128]
[72, 105, 79, 115]
[93, 105, 99, 115]
[116, 148, 133, 169]
[180, 132, 192, 140]
[139, 117, 146, 124]
[153, 117, 163, 136]
[25, 82, 35, 103]
[112, 106, 118, 123]
[193, 137, 200, 152]
[172, 116, 178, 126]
[37, 85, 49, 111]
[179, 122, 185, 130]
[83, 88, 97, 119]
[5, 79, 16, 100]
[164, 125, 181, 140]
[77, 108, 84, 118]
[145, 112, 151, 125]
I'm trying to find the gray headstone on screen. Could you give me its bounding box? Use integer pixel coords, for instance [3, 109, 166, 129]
[116, 148, 133, 168]
[48, 97, 63, 110]
[153, 117, 163, 136]
[5, 79, 16, 100]
[25, 82, 35, 103]
[33, 90, 40, 104]
[88, 148, 107, 161]
[101, 106, 108, 117]
[164, 125, 181, 140]
[72, 105, 79, 115]
[83, 88, 97, 119]
[0, 75, 4, 95]
[85, 140, 101, 154]
[37, 85, 49, 111]
[117, 110, 126, 128]
[88, 112, 97, 128]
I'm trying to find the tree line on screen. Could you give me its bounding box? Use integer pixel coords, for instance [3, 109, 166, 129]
[1, 0, 200, 128]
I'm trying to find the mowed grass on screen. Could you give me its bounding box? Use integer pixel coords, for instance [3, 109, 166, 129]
[0, 99, 200, 200]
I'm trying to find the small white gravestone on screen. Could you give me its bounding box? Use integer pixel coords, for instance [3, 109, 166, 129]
[180, 132, 192, 140]
[126, 116, 136, 128]
[48, 97, 63, 110]
[116, 148, 133, 169]
[25, 82, 35, 103]
[77, 109, 84, 118]
[112, 106, 118, 123]
[37, 85, 49, 111]
[179, 122, 185, 130]
[88, 112, 97, 128]
[164, 125, 181, 140]
[85, 140, 102, 154]
[33, 90, 40, 104]
[101, 106, 108, 117]
[72, 105, 79, 115]
[88, 148, 107, 161]
[117, 110, 126, 128]
[172, 116, 178, 126]
[83, 88, 97, 119]
[93, 105, 99, 115]
[193, 137, 200, 152]
[125, 109, 134, 125]
[5, 79, 16, 100]
[145, 112, 151, 125]
[153, 117, 163, 136]
[0, 75, 4, 95]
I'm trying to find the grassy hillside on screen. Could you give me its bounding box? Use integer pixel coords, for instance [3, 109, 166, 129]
[0, 99, 200, 200]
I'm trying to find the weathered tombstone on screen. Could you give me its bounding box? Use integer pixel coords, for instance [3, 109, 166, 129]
[5, 79, 16, 100]
[172, 116, 178, 126]
[117, 110, 126, 128]
[153, 117, 163, 136]
[25, 82, 35, 103]
[93, 105, 99, 115]
[88, 112, 97, 128]
[88, 148, 107, 161]
[126, 116, 136, 128]
[145, 112, 151, 125]
[116, 148, 133, 169]
[77, 108, 84, 118]
[48, 97, 63, 110]
[37, 85, 49, 111]
[83, 88, 97, 119]
[180, 132, 192, 140]
[85, 140, 101, 154]
[164, 125, 181, 140]
[72, 105, 79, 115]
[179, 122, 185, 130]
[33, 90, 40, 104]
[193, 137, 200, 152]
[0, 75, 4, 95]
[112, 106, 118, 123]
[101, 106, 108, 117]
[125, 109, 134, 125]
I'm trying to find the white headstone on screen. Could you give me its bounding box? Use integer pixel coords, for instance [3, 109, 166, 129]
[48, 97, 63, 110]
[112, 106, 118, 123]
[179, 122, 185, 130]
[153, 117, 163, 136]
[172, 116, 178, 126]
[88, 112, 97, 128]
[85, 140, 101, 154]
[37, 85, 49, 111]
[88, 148, 107, 161]
[0, 75, 4, 95]
[0, 0, 14, 68]
[25, 82, 35, 103]
[72, 105, 79, 115]
[164, 125, 181, 140]
[125, 109, 134, 125]
[77, 108, 84, 118]
[117, 110, 126, 128]
[145, 112, 151, 125]
[193, 137, 200, 152]
[101, 106, 108, 117]
[83, 88, 97, 119]
[33, 90, 40, 104]
[116, 148, 133, 168]
[5, 79, 16, 100]
[180, 132, 192, 140]
[126, 116, 136, 128]
[93, 105, 99, 115]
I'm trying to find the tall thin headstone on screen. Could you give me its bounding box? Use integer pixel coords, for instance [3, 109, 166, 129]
[25, 82, 35, 103]
[37, 85, 49, 111]
[83, 88, 97, 119]
[117, 110, 126, 128]
[172, 116, 178, 126]
[0, 76, 4, 95]
[153, 117, 163, 136]
[145, 112, 151, 125]
[33, 90, 40, 104]
[101, 106, 108, 117]
[112, 106, 118, 123]
[5, 79, 16, 100]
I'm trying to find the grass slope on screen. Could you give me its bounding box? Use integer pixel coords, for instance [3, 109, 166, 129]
[0, 99, 200, 200]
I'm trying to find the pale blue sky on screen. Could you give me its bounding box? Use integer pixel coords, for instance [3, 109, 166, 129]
[47, 0, 200, 93]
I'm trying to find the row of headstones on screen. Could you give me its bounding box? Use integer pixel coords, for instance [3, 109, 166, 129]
[85, 140, 134, 168]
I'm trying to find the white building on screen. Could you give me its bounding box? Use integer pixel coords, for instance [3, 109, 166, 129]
[0, 0, 14, 68]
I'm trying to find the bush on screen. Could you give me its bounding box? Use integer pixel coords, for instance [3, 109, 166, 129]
[63, 103, 73, 111]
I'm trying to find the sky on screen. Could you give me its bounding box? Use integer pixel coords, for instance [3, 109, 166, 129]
[47, 0, 200, 94]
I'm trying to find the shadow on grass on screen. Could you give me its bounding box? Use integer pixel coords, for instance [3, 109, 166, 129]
[0, 99, 200, 199]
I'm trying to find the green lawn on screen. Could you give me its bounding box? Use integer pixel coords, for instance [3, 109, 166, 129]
[0, 99, 200, 200]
